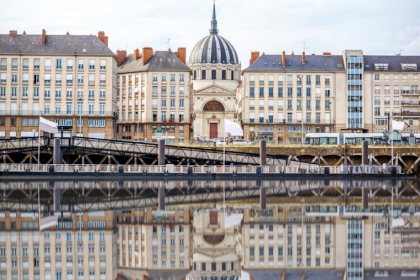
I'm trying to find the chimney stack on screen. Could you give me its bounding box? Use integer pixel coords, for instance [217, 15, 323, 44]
[302, 51, 306, 64]
[116, 50, 127, 66]
[142, 47, 153, 66]
[98, 31, 108, 46]
[250, 51, 260, 65]
[323, 52, 331, 56]
[9, 30, 17, 36]
[281, 50, 286, 66]
[282, 273, 287, 280]
[23, 31, 26, 35]
[177, 47, 186, 64]
[42, 29, 46, 45]
[133, 48, 140, 61]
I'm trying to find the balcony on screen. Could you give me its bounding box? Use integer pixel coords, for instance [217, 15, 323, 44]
[56, 80, 62, 85]
[66, 80, 73, 85]
[44, 80, 51, 85]
[100, 80, 106, 86]
[44, 66, 51, 71]
[399, 112, 420, 116]
[89, 81, 95, 86]
[0, 65, 6, 70]
[401, 90, 410, 94]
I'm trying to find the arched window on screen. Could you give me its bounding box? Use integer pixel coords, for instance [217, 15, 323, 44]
[203, 101, 225, 111]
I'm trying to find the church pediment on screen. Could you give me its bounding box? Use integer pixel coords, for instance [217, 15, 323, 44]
[195, 84, 235, 95]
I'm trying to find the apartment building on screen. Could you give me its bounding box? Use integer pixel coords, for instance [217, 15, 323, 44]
[240, 206, 345, 271]
[0, 30, 117, 139]
[116, 47, 191, 141]
[116, 208, 190, 278]
[241, 205, 420, 280]
[239, 51, 346, 144]
[363, 55, 420, 133]
[0, 210, 118, 280]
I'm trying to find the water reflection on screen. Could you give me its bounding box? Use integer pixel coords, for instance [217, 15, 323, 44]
[0, 179, 419, 280]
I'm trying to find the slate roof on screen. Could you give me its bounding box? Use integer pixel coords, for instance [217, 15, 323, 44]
[364, 55, 420, 72]
[243, 54, 345, 73]
[118, 50, 191, 74]
[245, 269, 346, 280]
[364, 269, 420, 280]
[0, 34, 115, 56]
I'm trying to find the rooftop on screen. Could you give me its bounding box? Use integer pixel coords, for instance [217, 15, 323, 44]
[0, 32, 114, 56]
[364, 55, 420, 72]
[118, 50, 191, 74]
[243, 54, 345, 72]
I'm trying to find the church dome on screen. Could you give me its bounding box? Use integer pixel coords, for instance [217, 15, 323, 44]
[189, 3, 239, 65]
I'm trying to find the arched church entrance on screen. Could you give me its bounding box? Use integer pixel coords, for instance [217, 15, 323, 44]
[203, 101, 225, 139]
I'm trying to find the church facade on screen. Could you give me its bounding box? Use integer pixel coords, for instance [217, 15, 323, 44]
[189, 2, 241, 139]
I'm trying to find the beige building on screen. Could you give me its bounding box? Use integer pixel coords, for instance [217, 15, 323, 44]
[239, 51, 346, 144]
[115, 47, 191, 142]
[362, 56, 420, 134]
[189, 2, 241, 139]
[0, 29, 117, 139]
[116, 208, 190, 278]
[0, 210, 118, 280]
[240, 206, 344, 270]
[241, 204, 420, 280]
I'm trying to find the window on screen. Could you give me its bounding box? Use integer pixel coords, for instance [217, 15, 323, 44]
[278, 87, 283, 97]
[250, 87, 255, 97]
[259, 248, 264, 255]
[259, 87, 264, 97]
[250, 247, 255, 256]
[78, 59, 84, 70]
[375, 74, 380, 80]
[56, 59, 62, 70]
[374, 107, 381, 116]
[315, 75, 320, 85]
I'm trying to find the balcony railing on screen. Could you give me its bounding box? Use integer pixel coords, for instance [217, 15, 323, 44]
[0, 110, 115, 117]
[240, 118, 331, 125]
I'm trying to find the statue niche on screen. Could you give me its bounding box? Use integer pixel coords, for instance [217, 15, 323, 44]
[203, 100, 225, 111]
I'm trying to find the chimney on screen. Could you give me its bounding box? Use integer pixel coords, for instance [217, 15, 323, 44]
[250, 51, 260, 65]
[302, 276, 306, 280]
[66, 32, 69, 35]
[177, 47, 186, 64]
[133, 48, 140, 61]
[281, 50, 286, 66]
[104, 36, 108, 47]
[116, 50, 127, 66]
[291, 51, 294, 55]
[302, 51, 306, 64]
[42, 29, 46, 45]
[98, 31, 107, 46]
[323, 52, 331, 55]
[142, 47, 153, 66]
[23, 31, 26, 35]
[9, 30, 17, 36]
[282, 273, 286, 280]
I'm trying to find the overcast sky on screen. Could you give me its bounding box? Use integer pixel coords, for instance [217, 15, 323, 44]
[3, 0, 420, 67]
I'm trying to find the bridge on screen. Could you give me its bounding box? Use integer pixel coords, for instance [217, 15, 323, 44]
[0, 137, 288, 166]
[1, 179, 419, 212]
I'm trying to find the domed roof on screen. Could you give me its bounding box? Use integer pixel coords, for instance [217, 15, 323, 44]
[189, 3, 239, 65]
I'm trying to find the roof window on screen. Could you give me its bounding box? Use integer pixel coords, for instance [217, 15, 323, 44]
[401, 63, 417, 70]
[374, 63, 389, 70]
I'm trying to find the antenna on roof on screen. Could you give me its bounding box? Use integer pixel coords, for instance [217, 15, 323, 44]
[165, 38, 171, 49]
[302, 42, 309, 53]
[398, 49, 404, 56]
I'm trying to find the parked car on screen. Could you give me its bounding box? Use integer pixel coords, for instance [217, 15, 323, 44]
[232, 139, 253, 145]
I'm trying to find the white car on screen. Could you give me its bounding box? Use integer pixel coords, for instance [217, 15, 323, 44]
[232, 139, 253, 145]
[215, 139, 226, 146]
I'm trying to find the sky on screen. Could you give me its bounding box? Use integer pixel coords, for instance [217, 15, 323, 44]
[3, 0, 420, 68]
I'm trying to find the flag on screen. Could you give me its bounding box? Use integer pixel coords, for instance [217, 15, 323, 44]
[39, 116, 58, 134]
[392, 120, 405, 131]
[39, 215, 58, 231]
[224, 119, 243, 136]
[224, 213, 243, 229]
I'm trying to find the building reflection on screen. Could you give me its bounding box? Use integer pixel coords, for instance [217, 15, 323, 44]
[0, 179, 419, 280]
